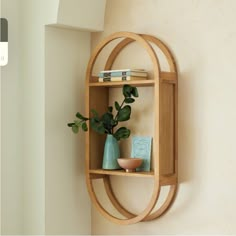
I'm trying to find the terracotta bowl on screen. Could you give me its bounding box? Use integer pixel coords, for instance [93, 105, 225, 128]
[117, 158, 143, 172]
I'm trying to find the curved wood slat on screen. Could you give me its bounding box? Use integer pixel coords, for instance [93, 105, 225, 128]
[103, 176, 135, 219]
[101, 34, 178, 222]
[144, 185, 178, 221]
[141, 34, 177, 72]
[104, 37, 134, 70]
[102, 178, 177, 221]
[86, 177, 161, 224]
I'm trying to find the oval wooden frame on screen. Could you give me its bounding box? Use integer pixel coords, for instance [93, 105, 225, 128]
[85, 32, 178, 225]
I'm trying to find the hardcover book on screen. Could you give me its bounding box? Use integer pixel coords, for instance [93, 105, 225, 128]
[131, 136, 152, 171]
[98, 69, 147, 78]
[98, 76, 147, 82]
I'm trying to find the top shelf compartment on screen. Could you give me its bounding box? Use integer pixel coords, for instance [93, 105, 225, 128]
[89, 72, 177, 88]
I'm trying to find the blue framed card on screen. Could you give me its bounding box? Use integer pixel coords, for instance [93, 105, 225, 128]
[131, 136, 152, 171]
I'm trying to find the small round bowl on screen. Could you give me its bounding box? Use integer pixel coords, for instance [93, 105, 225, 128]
[117, 158, 143, 172]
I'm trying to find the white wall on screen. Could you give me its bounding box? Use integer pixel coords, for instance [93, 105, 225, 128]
[91, 0, 236, 234]
[0, 0, 24, 234]
[20, 0, 105, 233]
[19, 0, 58, 232]
[1, 0, 106, 234]
[45, 26, 91, 235]
[57, 0, 106, 31]
[18, 0, 95, 234]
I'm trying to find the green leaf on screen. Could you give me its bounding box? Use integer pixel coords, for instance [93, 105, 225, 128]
[74, 120, 81, 126]
[110, 119, 117, 126]
[91, 109, 99, 119]
[81, 122, 88, 131]
[76, 112, 88, 120]
[132, 87, 139, 97]
[115, 101, 120, 111]
[90, 117, 98, 124]
[72, 125, 79, 133]
[123, 84, 132, 98]
[117, 105, 131, 121]
[90, 118, 106, 134]
[101, 112, 114, 133]
[108, 106, 113, 113]
[97, 125, 106, 134]
[113, 127, 130, 141]
[124, 97, 135, 103]
[101, 112, 113, 125]
[67, 123, 75, 127]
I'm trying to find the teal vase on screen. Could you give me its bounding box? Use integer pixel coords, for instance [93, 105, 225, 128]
[102, 134, 120, 169]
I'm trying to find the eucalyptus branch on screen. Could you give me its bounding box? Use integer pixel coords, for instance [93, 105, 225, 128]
[67, 84, 139, 141]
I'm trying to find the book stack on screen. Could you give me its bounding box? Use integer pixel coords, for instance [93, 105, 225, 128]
[98, 69, 148, 82]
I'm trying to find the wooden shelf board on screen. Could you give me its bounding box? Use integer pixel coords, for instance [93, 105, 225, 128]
[89, 79, 155, 88]
[89, 169, 154, 178]
[89, 169, 177, 186]
[89, 71, 177, 87]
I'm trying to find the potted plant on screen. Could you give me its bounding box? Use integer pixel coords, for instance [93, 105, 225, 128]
[68, 84, 139, 169]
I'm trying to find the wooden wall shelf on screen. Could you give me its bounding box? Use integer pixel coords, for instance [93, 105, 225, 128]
[85, 32, 178, 225]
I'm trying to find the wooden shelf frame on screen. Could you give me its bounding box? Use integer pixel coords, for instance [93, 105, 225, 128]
[85, 32, 178, 225]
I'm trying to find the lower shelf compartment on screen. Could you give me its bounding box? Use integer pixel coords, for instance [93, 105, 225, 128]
[89, 169, 177, 186]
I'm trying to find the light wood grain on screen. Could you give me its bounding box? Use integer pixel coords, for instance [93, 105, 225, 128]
[160, 72, 177, 83]
[89, 87, 108, 169]
[159, 83, 174, 175]
[89, 169, 154, 178]
[89, 79, 155, 87]
[89, 169, 176, 185]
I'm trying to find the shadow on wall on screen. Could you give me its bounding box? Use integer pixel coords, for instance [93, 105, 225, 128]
[174, 70, 205, 215]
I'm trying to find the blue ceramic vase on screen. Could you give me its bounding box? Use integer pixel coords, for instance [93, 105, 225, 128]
[102, 134, 120, 169]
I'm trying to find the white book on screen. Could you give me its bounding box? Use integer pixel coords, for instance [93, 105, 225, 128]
[99, 69, 148, 78]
